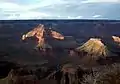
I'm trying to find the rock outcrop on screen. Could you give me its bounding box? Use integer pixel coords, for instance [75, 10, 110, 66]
[112, 36, 120, 44]
[61, 63, 77, 74]
[6, 68, 38, 84]
[76, 38, 111, 57]
[22, 24, 64, 51]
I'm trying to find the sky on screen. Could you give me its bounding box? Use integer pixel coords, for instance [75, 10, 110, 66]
[0, 0, 120, 20]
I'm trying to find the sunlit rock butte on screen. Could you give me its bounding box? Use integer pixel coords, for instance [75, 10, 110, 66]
[76, 38, 111, 58]
[22, 24, 64, 50]
[112, 36, 120, 44]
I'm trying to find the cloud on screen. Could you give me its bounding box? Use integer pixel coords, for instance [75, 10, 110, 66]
[6, 11, 50, 19]
[92, 15, 101, 18]
[0, 0, 120, 20]
[0, 0, 83, 19]
[0, 0, 53, 19]
[0, 2, 31, 11]
[0, 2, 20, 10]
[76, 16, 83, 19]
[81, 0, 120, 3]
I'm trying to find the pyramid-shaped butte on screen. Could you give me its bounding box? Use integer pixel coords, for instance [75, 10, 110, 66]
[76, 38, 111, 57]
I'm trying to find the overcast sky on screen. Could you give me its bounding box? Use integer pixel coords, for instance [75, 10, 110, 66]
[0, 0, 120, 20]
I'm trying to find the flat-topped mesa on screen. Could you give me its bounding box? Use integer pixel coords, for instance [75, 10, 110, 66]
[76, 38, 110, 57]
[112, 36, 120, 43]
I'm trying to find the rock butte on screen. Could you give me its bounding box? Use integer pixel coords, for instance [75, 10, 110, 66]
[89, 38, 104, 46]
[76, 38, 110, 57]
[22, 24, 65, 49]
[112, 36, 120, 43]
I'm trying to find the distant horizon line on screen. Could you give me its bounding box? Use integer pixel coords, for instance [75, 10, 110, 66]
[0, 19, 120, 22]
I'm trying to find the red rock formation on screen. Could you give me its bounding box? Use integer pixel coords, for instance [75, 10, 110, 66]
[22, 24, 65, 57]
[112, 36, 120, 43]
[51, 30, 64, 40]
[22, 24, 64, 47]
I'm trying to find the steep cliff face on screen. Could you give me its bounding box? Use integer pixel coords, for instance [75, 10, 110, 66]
[76, 38, 111, 57]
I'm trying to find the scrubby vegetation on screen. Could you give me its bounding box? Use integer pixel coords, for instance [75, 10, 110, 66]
[82, 63, 120, 84]
[0, 58, 120, 84]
